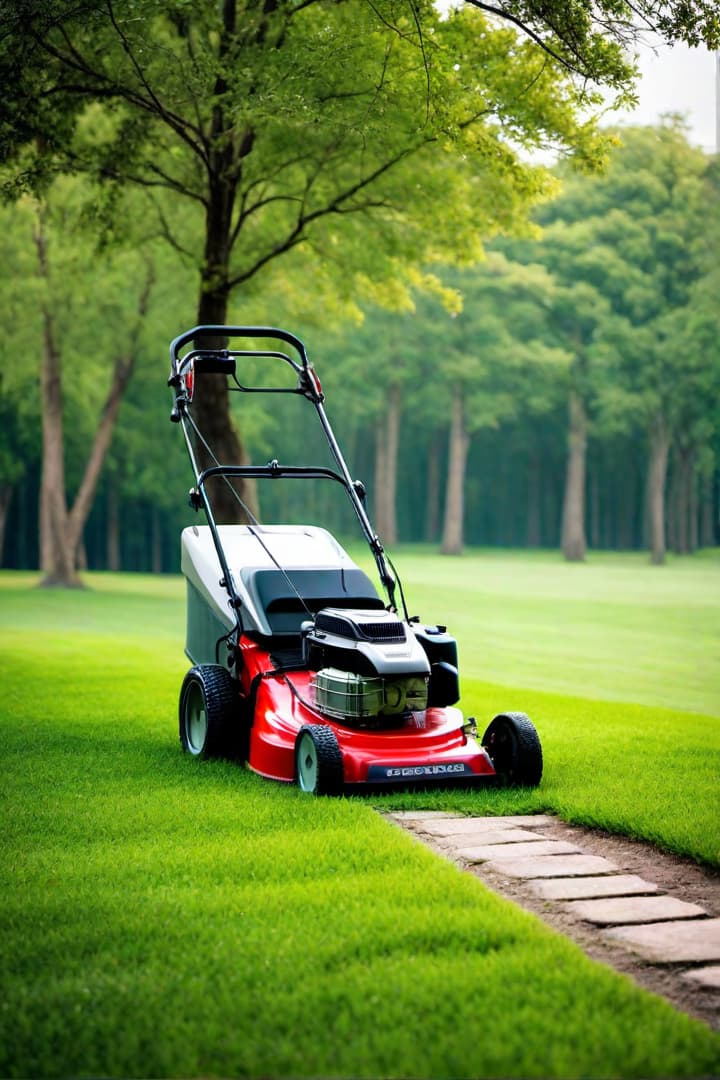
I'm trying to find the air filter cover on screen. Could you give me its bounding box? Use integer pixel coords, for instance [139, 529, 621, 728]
[313, 668, 385, 718]
[314, 608, 406, 643]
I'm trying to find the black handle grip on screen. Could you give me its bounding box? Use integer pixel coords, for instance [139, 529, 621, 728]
[169, 324, 309, 374]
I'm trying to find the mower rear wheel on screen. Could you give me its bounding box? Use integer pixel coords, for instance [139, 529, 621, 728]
[295, 725, 344, 795]
[482, 711, 542, 787]
[179, 664, 242, 760]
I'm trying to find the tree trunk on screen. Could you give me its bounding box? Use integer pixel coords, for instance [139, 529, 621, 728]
[38, 321, 69, 579]
[441, 387, 470, 556]
[35, 212, 81, 587]
[374, 415, 388, 537]
[192, 284, 258, 523]
[64, 346, 142, 564]
[647, 415, 670, 566]
[107, 483, 121, 572]
[676, 448, 691, 554]
[385, 384, 399, 544]
[373, 384, 399, 544]
[561, 390, 587, 562]
[183, 1, 262, 524]
[667, 454, 678, 553]
[425, 435, 441, 543]
[0, 484, 12, 567]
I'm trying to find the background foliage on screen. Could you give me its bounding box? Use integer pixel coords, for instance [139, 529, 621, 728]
[0, 1, 718, 572]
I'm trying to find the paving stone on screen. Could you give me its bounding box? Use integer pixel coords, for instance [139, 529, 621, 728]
[529, 875, 659, 901]
[416, 818, 542, 838]
[458, 839, 581, 862]
[604, 918, 720, 963]
[681, 965, 720, 990]
[416, 816, 500, 833]
[565, 896, 706, 925]
[387, 811, 457, 820]
[484, 853, 619, 878]
[480, 815, 556, 828]
[428, 826, 545, 845]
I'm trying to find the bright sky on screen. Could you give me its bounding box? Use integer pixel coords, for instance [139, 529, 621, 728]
[609, 41, 717, 152]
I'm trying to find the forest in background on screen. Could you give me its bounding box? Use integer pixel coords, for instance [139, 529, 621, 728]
[0, 1, 718, 577]
[2, 117, 719, 573]
[2, 119, 718, 573]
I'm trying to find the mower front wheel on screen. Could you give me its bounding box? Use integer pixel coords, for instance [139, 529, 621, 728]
[295, 725, 344, 795]
[179, 664, 243, 760]
[482, 711, 542, 787]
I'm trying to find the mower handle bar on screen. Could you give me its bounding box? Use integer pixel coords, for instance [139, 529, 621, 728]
[169, 324, 400, 616]
[196, 463, 350, 489]
[169, 325, 309, 380]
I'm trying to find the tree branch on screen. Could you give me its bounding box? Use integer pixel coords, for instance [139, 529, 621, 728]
[149, 200, 199, 261]
[34, 26, 209, 166]
[226, 143, 420, 290]
[463, 1, 588, 77]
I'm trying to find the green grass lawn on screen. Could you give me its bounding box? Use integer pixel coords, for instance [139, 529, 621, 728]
[355, 545, 720, 717]
[1, 557, 719, 1078]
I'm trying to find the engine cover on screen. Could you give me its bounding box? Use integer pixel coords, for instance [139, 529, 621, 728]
[304, 607, 431, 679]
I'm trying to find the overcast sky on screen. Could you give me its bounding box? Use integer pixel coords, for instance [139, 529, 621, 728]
[604, 42, 716, 152]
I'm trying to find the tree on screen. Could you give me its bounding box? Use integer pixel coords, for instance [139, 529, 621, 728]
[555, 281, 610, 561]
[318, 292, 463, 546]
[1, 0, 622, 524]
[22, 179, 158, 585]
[362, 256, 568, 554]
[528, 121, 714, 563]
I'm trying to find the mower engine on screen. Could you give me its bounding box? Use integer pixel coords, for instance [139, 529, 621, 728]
[304, 608, 457, 727]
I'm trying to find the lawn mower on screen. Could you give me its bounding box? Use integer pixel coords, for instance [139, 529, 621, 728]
[167, 325, 542, 794]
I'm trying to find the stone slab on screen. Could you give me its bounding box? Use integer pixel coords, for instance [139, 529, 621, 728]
[604, 918, 720, 963]
[417, 817, 552, 837]
[458, 839, 581, 863]
[681, 965, 720, 990]
[387, 811, 457, 820]
[529, 875, 659, 901]
[484, 853, 619, 879]
[565, 896, 707, 926]
[436, 827, 549, 846]
[479, 815, 556, 827]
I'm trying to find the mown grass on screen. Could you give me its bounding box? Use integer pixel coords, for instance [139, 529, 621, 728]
[356, 545, 720, 717]
[378, 679, 720, 864]
[1, 561, 719, 1078]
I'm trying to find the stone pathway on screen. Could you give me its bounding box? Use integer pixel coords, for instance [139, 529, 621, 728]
[387, 812, 720, 1031]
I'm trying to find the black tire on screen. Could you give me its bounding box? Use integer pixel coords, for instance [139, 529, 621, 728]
[295, 724, 344, 795]
[481, 711, 543, 787]
[179, 664, 244, 760]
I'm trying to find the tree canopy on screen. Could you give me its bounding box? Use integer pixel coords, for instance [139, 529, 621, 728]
[0, 0, 628, 525]
[1, 3, 718, 572]
[464, 0, 719, 80]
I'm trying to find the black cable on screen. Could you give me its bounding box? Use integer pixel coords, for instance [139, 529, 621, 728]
[385, 552, 410, 623]
[186, 410, 315, 624]
[185, 410, 261, 525]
